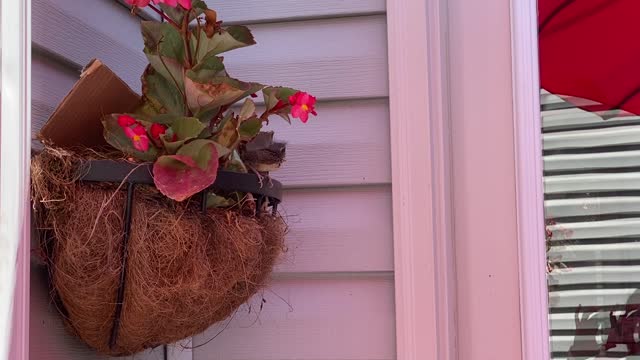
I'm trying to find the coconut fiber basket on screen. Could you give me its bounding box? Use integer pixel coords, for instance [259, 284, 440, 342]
[31, 149, 286, 356]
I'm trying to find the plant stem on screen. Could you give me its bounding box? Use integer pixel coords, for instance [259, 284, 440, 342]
[182, 9, 194, 69]
[194, 16, 203, 60]
[155, 41, 186, 107]
[210, 105, 230, 131]
[147, 4, 180, 28]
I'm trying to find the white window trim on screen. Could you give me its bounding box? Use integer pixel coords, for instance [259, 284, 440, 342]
[510, 0, 550, 359]
[1, 1, 31, 359]
[386, 0, 457, 359]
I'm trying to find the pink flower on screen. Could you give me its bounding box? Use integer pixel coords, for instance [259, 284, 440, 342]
[126, 0, 191, 9]
[271, 99, 287, 112]
[289, 91, 317, 123]
[117, 115, 137, 128]
[125, 0, 151, 7]
[124, 125, 150, 152]
[150, 123, 168, 139]
[177, 0, 192, 9]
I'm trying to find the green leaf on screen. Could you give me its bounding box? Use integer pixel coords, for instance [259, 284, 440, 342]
[193, 106, 220, 123]
[141, 65, 185, 116]
[145, 51, 185, 90]
[171, 117, 206, 140]
[206, 193, 235, 208]
[134, 98, 162, 120]
[189, 55, 227, 82]
[160, 136, 186, 155]
[225, 150, 248, 173]
[262, 86, 297, 111]
[177, 139, 217, 170]
[213, 112, 239, 148]
[141, 21, 185, 89]
[157, 116, 206, 155]
[151, 114, 181, 125]
[191, 26, 256, 63]
[102, 114, 158, 161]
[261, 86, 298, 124]
[141, 21, 184, 61]
[212, 141, 232, 158]
[192, 55, 226, 75]
[184, 74, 263, 115]
[275, 112, 292, 124]
[238, 98, 256, 121]
[238, 117, 262, 139]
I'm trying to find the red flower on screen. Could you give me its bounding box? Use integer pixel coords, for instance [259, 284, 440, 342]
[156, 0, 191, 9]
[125, 0, 151, 7]
[289, 91, 317, 123]
[126, 0, 191, 9]
[271, 99, 287, 112]
[124, 125, 150, 152]
[150, 123, 168, 140]
[117, 115, 137, 128]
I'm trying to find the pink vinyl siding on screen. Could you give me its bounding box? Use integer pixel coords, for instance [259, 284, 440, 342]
[30, 0, 395, 359]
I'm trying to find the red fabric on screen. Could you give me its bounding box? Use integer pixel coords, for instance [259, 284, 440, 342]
[539, 0, 640, 114]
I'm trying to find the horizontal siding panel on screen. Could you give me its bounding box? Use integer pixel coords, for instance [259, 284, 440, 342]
[544, 150, 640, 172]
[214, 0, 387, 24]
[277, 186, 393, 273]
[547, 218, 640, 241]
[192, 277, 395, 360]
[224, 16, 388, 100]
[544, 125, 640, 150]
[549, 243, 640, 263]
[33, 0, 147, 88]
[32, 54, 79, 133]
[549, 266, 640, 285]
[30, 266, 165, 360]
[545, 197, 640, 218]
[266, 99, 390, 187]
[544, 172, 640, 194]
[34, 0, 387, 100]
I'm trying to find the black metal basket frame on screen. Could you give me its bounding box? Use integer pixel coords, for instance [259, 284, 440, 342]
[76, 159, 283, 350]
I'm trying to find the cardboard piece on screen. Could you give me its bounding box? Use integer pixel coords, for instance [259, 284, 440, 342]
[39, 59, 140, 149]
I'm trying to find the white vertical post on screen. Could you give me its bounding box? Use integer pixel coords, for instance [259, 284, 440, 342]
[510, 0, 550, 359]
[0, 1, 31, 359]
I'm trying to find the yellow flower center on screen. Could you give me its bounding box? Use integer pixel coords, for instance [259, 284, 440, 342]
[133, 135, 141, 142]
[301, 104, 309, 112]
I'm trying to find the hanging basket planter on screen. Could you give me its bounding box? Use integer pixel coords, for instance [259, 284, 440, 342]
[32, 148, 286, 356]
[31, 0, 319, 356]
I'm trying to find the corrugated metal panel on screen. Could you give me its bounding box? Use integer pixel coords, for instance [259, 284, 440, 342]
[543, 92, 640, 359]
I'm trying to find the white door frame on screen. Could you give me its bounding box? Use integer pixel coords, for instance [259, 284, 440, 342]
[388, 0, 548, 359]
[2, 1, 32, 359]
[386, 0, 457, 359]
[510, 0, 550, 359]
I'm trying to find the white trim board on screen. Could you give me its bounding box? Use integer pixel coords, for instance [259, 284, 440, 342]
[510, 0, 550, 358]
[386, 0, 457, 359]
[1, 0, 32, 359]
